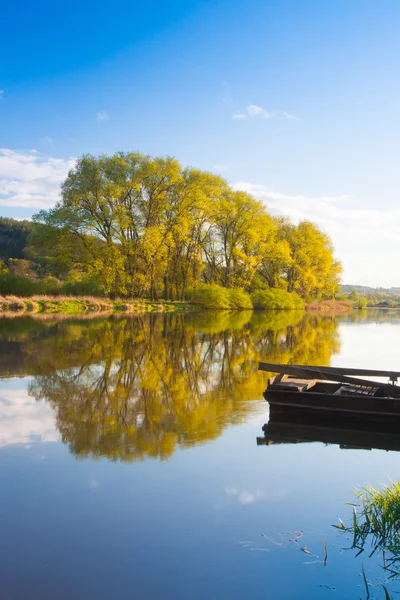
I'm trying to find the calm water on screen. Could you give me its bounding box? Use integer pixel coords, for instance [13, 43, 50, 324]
[1, 309, 400, 599]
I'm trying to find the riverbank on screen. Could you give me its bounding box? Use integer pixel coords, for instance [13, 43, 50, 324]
[0, 295, 195, 314]
[0, 295, 357, 315]
[305, 299, 354, 312]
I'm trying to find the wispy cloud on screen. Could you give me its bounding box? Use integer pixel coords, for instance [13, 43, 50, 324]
[283, 111, 298, 120]
[235, 182, 349, 221]
[0, 148, 75, 209]
[213, 164, 229, 172]
[0, 90, 4, 99]
[96, 111, 109, 121]
[232, 105, 298, 121]
[40, 137, 53, 146]
[247, 104, 276, 119]
[234, 181, 400, 286]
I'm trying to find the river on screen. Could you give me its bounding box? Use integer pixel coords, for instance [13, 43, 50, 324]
[1, 309, 400, 599]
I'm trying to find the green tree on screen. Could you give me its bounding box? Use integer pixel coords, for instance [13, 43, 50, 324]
[30, 152, 342, 301]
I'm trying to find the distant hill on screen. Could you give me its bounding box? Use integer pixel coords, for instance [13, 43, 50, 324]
[341, 284, 400, 296]
[0, 217, 32, 260]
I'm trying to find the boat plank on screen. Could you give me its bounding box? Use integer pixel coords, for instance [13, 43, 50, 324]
[258, 362, 400, 394]
[258, 361, 400, 380]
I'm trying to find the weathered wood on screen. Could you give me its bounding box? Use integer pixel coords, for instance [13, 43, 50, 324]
[258, 361, 400, 381]
[258, 361, 400, 393]
[335, 383, 378, 397]
[269, 376, 316, 392]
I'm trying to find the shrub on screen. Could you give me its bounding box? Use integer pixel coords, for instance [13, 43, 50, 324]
[0, 273, 41, 296]
[189, 284, 231, 309]
[62, 279, 105, 296]
[227, 288, 253, 309]
[251, 289, 304, 310]
[357, 296, 368, 309]
[0, 273, 63, 296]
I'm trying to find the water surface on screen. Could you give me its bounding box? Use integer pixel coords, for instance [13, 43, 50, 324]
[1, 309, 400, 599]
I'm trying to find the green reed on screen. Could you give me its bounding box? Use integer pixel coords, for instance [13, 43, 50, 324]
[335, 481, 400, 584]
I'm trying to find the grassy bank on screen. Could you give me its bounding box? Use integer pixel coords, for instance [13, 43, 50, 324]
[0, 295, 195, 314]
[0, 294, 358, 316]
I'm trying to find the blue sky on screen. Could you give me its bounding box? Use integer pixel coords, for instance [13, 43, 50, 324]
[1, 0, 400, 286]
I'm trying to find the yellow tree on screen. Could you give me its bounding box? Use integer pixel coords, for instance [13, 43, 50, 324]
[284, 220, 342, 299]
[205, 189, 270, 288]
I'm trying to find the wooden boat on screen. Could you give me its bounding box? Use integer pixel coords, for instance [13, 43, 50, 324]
[258, 361, 400, 423]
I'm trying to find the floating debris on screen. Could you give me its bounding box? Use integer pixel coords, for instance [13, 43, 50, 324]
[261, 534, 284, 547]
[281, 530, 304, 538]
[319, 584, 336, 591]
[238, 541, 254, 544]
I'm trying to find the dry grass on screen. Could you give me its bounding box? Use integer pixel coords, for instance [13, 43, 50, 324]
[306, 299, 355, 313]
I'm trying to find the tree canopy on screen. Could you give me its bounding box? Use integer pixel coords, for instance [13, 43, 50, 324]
[29, 152, 342, 301]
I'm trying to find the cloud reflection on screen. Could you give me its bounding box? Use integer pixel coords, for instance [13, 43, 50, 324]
[225, 486, 288, 505]
[225, 487, 266, 505]
[0, 386, 59, 447]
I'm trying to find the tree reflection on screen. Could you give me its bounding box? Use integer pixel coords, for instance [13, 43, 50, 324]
[0, 311, 340, 461]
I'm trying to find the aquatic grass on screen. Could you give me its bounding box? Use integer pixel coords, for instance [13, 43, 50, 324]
[383, 585, 392, 600]
[335, 481, 400, 583]
[353, 483, 400, 561]
[361, 565, 370, 599]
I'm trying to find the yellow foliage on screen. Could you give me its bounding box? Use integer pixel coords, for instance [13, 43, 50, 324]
[0, 311, 341, 462]
[34, 153, 342, 301]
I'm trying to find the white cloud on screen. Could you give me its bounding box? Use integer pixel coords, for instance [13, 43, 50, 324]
[0, 387, 59, 447]
[233, 106, 298, 121]
[97, 111, 108, 121]
[234, 181, 400, 286]
[235, 182, 349, 222]
[247, 104, 276, 119]
[213, 164, 229, 172]
[40, 137, 53, 146]
[0, 148, 75, 209]
[283, 111, 298, 120]
[0, 90, 4, 99]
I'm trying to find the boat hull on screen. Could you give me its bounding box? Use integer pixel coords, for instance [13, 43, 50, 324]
[264, 386, 400, 424]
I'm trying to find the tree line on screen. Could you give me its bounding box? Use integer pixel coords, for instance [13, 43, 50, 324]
[1, 152, 342, 301]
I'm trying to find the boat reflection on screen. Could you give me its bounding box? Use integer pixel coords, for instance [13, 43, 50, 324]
[257, 416, 400, 453]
